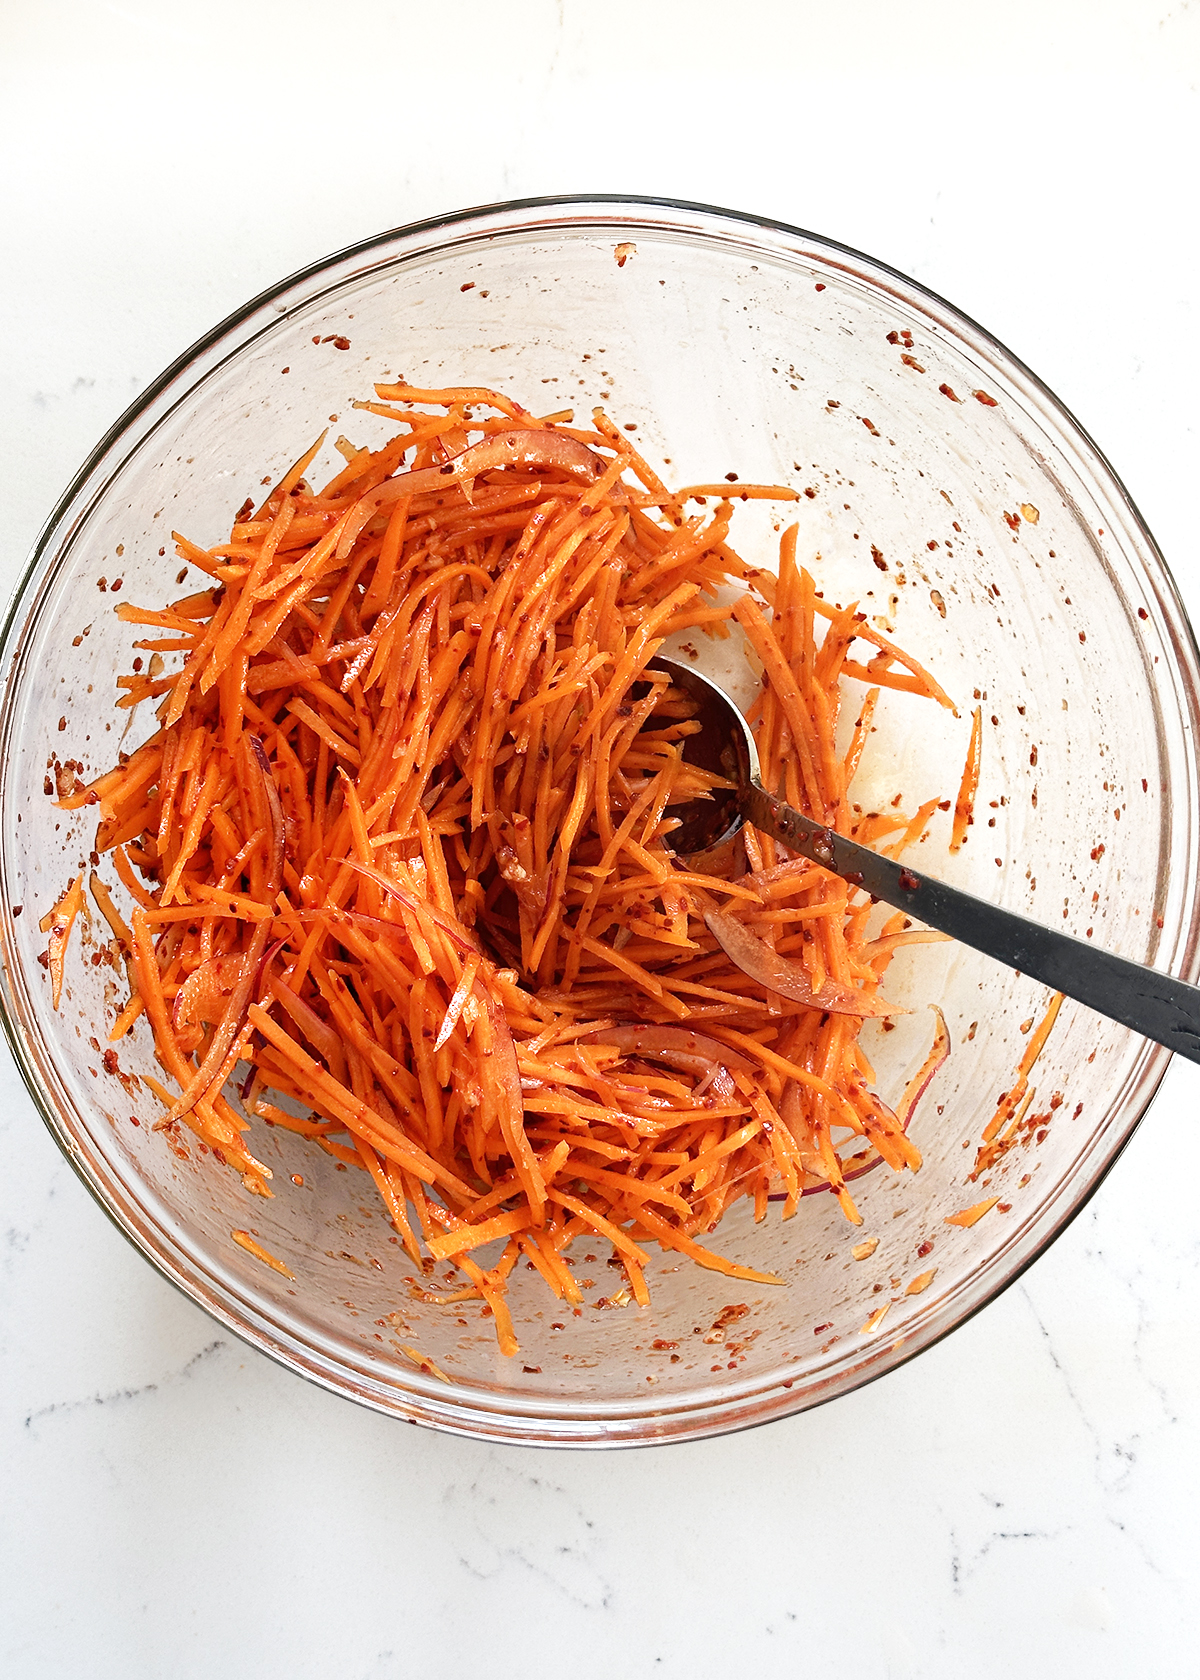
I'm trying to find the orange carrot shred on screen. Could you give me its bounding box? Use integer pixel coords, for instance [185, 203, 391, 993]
[53, 381, 1045, 1357]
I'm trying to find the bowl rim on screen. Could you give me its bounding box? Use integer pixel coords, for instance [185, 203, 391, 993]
[3, 192, 1198, 1447]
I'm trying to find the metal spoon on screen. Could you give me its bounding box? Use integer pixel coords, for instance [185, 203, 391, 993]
[647, 655, 1200, 1066]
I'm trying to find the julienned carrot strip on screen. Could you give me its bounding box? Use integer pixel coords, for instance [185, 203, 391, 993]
[50, 381, 1046, 1358]
[427, 1206, 533, 1261]
[39, 875, 85, 1009]
[231, 1228, 296, 1279]
[89, 872, 133, 949]
[951, 705, 983, 852]
[107, 992, 145, 1041]
[252, 429, 328, 521]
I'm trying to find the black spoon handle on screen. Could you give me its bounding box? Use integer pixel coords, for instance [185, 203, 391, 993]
[743, 781, 1200, 1065]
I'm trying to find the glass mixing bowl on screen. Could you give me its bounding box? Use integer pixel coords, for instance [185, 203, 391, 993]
[3, 196, 1197, 1446]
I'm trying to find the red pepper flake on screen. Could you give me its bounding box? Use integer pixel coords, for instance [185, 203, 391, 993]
[523, 1365, 542, 1374]
[939, 383, 961, 402]
[886, 330, 899, 344]
[974, 389, 998, 406]
[861, 416, 880, 436]
[814, 282, 826, 291]
[1091, 843, 1105, 860]
[460, 282, 476, 292]
[871, 545, 887, 571]
[916, 1239, 934, 1258]
[1138, 606, 1149, 620]
[898, 868, 919, 891]
[813, 1321, 833, 1334]
[901, 353, 926, 373]
[1003, 510, 1021, 531]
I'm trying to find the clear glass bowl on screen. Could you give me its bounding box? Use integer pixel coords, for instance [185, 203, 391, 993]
[3, 196, 1197, 1446]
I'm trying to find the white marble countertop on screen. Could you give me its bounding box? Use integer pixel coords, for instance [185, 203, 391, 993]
[3, 3, 1199, 1675]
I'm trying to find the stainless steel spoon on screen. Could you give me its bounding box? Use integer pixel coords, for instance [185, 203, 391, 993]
[647, 655, 1200, 1065]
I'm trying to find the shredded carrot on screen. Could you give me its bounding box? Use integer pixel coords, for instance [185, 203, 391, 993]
[39, 874, 86, 1010]
[50, 382, 989, 1356]
[951, 704, 983, 851]
[944, 1195, 1001, 1228]
[971, 988, 1065, 1177]
[231, 1228, 296, 1278]
[394, 1343, 451, 1383]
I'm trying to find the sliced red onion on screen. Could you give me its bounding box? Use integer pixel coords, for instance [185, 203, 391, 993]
[173, 952, 251, 1043]
[335, 430, 616, 559]
[894, 1005, 950, 1130]
[343, 861, 480, 955]
[704, 908, 900, 1018]
[586, 1023, 755, 1076]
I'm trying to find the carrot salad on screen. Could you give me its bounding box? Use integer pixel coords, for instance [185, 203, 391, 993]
[57, 383, 966, 1353]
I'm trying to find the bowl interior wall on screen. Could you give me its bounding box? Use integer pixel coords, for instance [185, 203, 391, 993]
[2, 205, 1192, 1440]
